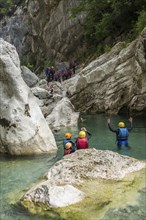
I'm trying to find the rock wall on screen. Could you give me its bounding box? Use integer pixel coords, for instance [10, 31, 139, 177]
[0, 0, 85, 69]
[0, 39, 57, 155]
[64, 28, 146, 115]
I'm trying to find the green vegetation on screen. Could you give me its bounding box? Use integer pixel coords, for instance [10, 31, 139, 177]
[71, 0, 146, 57]
[0, 0, 22, 18]
[0, 0, 14, 17]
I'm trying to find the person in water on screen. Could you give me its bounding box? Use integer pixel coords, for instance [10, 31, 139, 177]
[107, 117, 133, 149]
[76, 127, 92, 149]
[63, 133, 76, 155]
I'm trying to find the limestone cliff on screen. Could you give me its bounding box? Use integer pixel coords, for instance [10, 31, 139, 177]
[0, 38, 57, 155]
[0, 2, 146, 115]
[0, 0, 85, 70]
[63, 28, 146, 115]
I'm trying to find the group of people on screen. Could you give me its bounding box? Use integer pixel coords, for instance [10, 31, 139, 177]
[45, 61, 77, 83]
[63, 117, 133, 156]
[63, 127, 92, 155]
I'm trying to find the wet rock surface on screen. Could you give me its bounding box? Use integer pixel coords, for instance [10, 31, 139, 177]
[46, 149, 146, 184]
[21, 149, 146, 211]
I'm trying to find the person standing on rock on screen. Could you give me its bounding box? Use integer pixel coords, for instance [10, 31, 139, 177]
[63, 133, 76, 155]
[107, 117, 133, 149]
[76, 127, 92, 149]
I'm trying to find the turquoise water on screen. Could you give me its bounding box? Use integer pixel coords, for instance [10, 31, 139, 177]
[0, 114, 146, 220]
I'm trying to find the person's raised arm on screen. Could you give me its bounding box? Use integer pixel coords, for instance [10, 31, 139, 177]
[81, 127, 92, 140]
[107, 118, 117, 132]
[128, 117, 133, 131]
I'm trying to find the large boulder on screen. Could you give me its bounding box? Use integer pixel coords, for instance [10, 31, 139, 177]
[0, 39, 57, 155]
[21, 149, 146, 214]
[45, 149, 146, 184]
[21, 65, 39, 88]
[46, 97, 79, 129]
[64, 28, 146, 115]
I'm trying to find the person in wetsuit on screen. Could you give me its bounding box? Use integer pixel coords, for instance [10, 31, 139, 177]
[76, 127, 92, 149]
[107, 117, 133, 149]
[63, 133, 76, 155]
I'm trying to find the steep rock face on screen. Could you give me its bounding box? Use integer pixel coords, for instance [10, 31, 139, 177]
[0, 7, 30, 57]
[64, 28, 146, 115]
[0, 39, 57, 155]
[0, 0, 85, 69]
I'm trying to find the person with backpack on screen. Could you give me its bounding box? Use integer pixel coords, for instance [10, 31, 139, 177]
[107, 117, 133, 149]
[63, 133, 76, 155]
[45, 67, 52, 83]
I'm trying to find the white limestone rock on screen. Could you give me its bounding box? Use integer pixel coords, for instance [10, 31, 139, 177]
[0, 39, 57, 155]
[65, 28, 146, 114]
[46, 97, 79, 129]
[46, 149, 146, 184]
[22, 183, 84, 208]
[21, 149, 145, 209]
[21, 65, 39, 88]
[31, 87, 51, 99]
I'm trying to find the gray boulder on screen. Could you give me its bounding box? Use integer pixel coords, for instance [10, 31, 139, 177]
[46, 97, 79, 129]
[21, 149, 145, 211]
[21, 65, 39, 87]
[0, 39, 57, 155]
[46, 149, 146, 184]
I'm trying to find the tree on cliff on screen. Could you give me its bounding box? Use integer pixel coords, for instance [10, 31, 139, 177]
[0, 0, 22, 18]
[71, 0, 146, 56]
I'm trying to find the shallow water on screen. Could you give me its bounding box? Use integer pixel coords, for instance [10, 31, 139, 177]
[0, 114, 146, 220]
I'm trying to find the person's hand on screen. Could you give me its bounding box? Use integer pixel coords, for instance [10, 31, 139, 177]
[81, 127, 87, 132]
[128, 117, 133, 123]
[107, 118, 110, 124]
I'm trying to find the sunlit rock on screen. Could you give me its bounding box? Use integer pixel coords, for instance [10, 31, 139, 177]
[22, 183, 84, 208]
[0, 39, 57, 155]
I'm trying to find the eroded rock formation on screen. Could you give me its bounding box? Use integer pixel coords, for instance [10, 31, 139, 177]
[0, 39, 57, 155]
[64, 28, 146, 115]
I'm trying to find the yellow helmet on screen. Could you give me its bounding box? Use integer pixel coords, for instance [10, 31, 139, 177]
[79, 131, 86, 138]
[118, 122, 125, 128]
[65, 133, 72, 139]
[65, 142, 72, 149]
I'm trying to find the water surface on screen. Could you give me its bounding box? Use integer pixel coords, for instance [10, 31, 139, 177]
[0, 114, 146, 220]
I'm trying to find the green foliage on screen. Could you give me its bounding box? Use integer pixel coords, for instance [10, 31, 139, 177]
[0, 0, 14, 17]
[135, 10, 146, 34]
[27, 63, 34, 71]
[71, 0, 146, 58]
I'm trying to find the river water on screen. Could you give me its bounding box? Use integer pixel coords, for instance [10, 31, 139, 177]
[0, 114, 146, 220]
